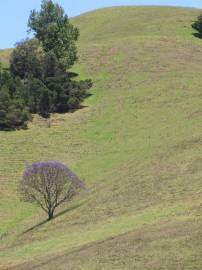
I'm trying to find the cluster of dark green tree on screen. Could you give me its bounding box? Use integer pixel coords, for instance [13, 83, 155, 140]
[0, 0, 92, 130]
[192, 12, 202, 37]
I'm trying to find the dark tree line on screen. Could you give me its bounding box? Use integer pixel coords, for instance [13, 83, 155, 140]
[0, 0, 92, 130]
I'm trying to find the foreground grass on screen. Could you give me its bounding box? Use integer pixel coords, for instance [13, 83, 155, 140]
[0, 6, 202, 269]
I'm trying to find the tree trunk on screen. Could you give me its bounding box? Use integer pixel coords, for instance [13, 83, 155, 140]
[48, 210, 54, 221]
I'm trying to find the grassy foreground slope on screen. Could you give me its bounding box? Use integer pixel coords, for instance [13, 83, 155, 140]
[0, 6, 202, 269]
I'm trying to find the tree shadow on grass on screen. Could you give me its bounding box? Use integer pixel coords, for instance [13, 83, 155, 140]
[21, 200, 87, 235]
[192, 32, 202, 39]
[68, 104, 89, 113]
[67, 71, 79, 78]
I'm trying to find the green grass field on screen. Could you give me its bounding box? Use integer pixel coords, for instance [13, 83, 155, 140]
[0, 6, 202, 269]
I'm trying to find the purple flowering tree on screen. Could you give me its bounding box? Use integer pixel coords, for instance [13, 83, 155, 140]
[19, 161, 85, 220]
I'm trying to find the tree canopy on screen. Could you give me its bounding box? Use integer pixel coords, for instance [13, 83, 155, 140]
[28, 0, 79, 70]
[0, 85, 30, 130]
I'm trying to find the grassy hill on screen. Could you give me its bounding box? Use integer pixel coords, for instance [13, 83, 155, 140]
[0, 6, 202, 269]
[0, 49, 12, 67]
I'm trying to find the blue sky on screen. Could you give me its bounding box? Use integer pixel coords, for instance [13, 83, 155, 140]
[0, 0, 202, 49]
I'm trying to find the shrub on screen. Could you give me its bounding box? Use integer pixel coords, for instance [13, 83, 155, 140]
[0, 85, 31, 130]
[192, 13, 202, 36]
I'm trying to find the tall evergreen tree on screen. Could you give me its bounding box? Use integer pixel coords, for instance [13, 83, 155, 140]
[28, 0, 79, 70]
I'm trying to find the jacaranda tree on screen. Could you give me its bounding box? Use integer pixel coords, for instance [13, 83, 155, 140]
[18, 161, 85, 220]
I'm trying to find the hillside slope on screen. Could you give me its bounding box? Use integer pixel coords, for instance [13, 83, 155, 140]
[0, 6, 202, 270]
